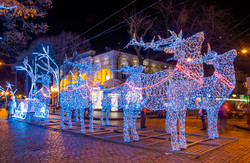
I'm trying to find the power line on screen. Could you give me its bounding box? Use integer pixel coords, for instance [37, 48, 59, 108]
[55, 0, 163, 53]
[55, 0, 137, 51]
[211, 15, 250, 47]
[216, 28, 250, 50]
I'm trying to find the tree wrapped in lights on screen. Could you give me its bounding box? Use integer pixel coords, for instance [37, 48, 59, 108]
[16, 57, 38, 94]
[15, 45, 58, 119]
[124, 30, 205, 150]
[60, 58, 101, 133]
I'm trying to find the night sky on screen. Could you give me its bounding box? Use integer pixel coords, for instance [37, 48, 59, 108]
[46, 0, 249, 52]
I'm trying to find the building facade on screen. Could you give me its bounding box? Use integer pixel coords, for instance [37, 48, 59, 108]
[60, 50, 173, 110]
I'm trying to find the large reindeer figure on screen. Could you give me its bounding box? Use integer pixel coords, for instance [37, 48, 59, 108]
[60, 58, 101, 133]
[126, 31, 205, 150]
[186, 45, 237, 139]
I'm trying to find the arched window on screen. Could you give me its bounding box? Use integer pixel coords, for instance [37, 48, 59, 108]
[98, 68, 111, 85]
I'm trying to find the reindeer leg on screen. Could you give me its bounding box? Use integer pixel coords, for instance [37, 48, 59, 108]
[131, 105, 140, 141]
[207, 108, 219, 139]
[165, 109, 171, 133]
[89, 105, 94, 133]
[60, 107, 65, 129]
[66, 108, 72, 128]
[169, 110, 180, 151]
[80, 108, 86, 133]
[106, 105, 111, 126]
[123, 105, 130, 142]
[100, 106, 105, 126]
[178, 108, 187, 149]
[75, 109, 79, 122]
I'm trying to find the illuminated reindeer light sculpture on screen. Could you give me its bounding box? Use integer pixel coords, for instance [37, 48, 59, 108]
[60, 58, 101, 133]
[109, 64, 145, 141]
[126, 30, 205, 151]
[186, 44, 237, 139]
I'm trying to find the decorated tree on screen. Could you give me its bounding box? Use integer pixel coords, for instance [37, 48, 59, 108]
[122, 9, 157, 66]
[154, 0, 235, 53]
[0, 0, 52, 60]
[19, 31, 91, 66]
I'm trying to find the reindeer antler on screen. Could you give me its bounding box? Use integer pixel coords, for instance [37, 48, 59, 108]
[125, 30, 181, 51]
[15, 57, 35, 78]
[203, 43, 218, 62]
[109, 62, 129, 72]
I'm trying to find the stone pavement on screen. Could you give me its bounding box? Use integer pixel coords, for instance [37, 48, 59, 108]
[0, 108, 249, 162]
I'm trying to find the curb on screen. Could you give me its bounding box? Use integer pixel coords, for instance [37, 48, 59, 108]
[234, 125, 250, 131]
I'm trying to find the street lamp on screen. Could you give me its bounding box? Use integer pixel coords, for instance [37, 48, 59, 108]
[241, 49, 248, 54]
[50, 86, 58, 113]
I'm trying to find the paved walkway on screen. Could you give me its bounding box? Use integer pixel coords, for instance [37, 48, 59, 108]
[0, 108, 249, 162]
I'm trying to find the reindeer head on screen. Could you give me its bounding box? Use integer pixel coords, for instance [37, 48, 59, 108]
[108, 63, 143, 77]
[204, 44, 237, 67]
[203, 43, 218, 65]
[127, 30, 204, 64]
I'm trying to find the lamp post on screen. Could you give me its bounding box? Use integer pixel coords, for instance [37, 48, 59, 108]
[51, 86, 58, 113]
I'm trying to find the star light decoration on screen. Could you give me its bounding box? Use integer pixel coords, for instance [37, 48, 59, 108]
[60, 58, 101, 133]
[5, 81, 17, 101]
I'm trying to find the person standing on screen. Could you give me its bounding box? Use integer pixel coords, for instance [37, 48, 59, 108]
[218, 102, 229, 132]
[199, 109, 207, 130]
[141, 107, 147, 128]
[7, 96, 17, 120]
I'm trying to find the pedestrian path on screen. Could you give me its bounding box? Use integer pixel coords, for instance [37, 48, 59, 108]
[16, 116, 238, 158]
[1, 114, 250, 162]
